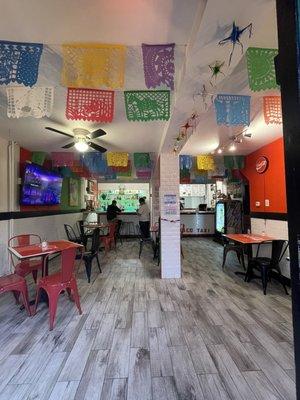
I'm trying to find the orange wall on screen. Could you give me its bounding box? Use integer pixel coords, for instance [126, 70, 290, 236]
[242, 137, 287, 213]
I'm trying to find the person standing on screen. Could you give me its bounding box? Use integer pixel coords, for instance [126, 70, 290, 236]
[137, 197, 150, 238]
[106, 200, 121, 222]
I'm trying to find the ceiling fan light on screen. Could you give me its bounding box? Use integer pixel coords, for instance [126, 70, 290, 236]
[74, 141, 89, 152]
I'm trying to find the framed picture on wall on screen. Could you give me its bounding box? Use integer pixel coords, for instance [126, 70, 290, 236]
[69, 178, 79, 207]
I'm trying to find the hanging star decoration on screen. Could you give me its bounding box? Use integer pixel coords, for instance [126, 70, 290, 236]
[218, 21, 253, 65]
[195, 85, 214, 112]
[209, 61, 225, 86]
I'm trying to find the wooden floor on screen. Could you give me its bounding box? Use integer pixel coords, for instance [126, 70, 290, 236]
[0, 238, 296, 400]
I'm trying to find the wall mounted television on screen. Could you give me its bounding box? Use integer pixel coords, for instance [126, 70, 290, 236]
[20, 163, 63, 206]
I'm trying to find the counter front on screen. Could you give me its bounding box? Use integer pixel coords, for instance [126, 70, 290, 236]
[181, 211, 215, 236]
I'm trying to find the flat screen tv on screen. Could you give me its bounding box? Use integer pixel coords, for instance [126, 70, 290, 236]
[20, 163, 63, 206]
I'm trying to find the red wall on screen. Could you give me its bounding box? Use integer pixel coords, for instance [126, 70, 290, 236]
[242, 137, 287, 213]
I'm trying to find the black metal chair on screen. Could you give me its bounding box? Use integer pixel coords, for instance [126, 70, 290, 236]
[64, 224, 83, 245]
[77, 220, 93, 249]
[245, 239, 289, 295]
[136, 225, 153, 258]
[114, 220, 123, 246]
[82, 228, 101, 283]
[221, 236, 246, 270]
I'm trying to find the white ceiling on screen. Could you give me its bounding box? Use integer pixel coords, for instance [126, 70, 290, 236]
[0, 0, 281, 156]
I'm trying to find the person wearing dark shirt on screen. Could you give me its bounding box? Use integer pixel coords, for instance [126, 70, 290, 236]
[106, 200, 121, 222]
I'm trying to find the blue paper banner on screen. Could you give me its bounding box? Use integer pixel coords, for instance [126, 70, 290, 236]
[0, 41, 43, 86]
[180, 155, 193, 170]
[80, 152, 107, 174]
[214, 94, 250, 126]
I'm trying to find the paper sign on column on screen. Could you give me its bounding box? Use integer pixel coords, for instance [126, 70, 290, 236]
[163, 194, 178, 215]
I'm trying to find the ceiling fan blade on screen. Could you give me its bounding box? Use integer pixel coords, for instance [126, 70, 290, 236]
[62, 142, 75, 149]
[88, 142, 107, 153]
[89, 128, 107, 139]
[45, 127, 74, 138]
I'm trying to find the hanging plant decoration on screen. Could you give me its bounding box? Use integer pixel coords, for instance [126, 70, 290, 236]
[209, 61, 225, 86]
[218, 21, 253, 65]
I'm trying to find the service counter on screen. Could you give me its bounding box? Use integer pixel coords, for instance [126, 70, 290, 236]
[181, 210, 215, 236]
[84, 211, 140, 235]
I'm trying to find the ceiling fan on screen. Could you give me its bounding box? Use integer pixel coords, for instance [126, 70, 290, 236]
[45, 127, 107, 153]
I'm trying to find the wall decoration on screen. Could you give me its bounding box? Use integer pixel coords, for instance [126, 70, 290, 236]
[66, 88, 114, 122]
[246, 47, 278, 91]
[6, 87, 54, 118]
[263, 96, 282, 124]
[255, 156, 269, 174]
[51, 152, 75, 167]
[124, 90, 170, 121]
[136, 169, 151, 180]
[61, 43, 126, 89]
[0, 40, 43, 86]
[196, 155, 215, 171]
[133, 153, 151, 169]
[31, 152, 47, 166]
[214, 94, 250, 126]
[224, 155, 245, 170]
[209, 60, 225, 86]
[107, 152, 128, 167]
[142, 43, 175, 90]
[218, 22, 252, 65]
[194, 85, 214, 112]
[69, 178, 79, 206]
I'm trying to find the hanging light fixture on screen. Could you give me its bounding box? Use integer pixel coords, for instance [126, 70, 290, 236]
[229, 143, 236, 152]
[74, 138, 89, 152]
[217, 148, 223, 154]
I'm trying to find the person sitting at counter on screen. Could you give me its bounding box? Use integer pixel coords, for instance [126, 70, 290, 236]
[137, 197, 150, 238]
[106, 200, 121, 223]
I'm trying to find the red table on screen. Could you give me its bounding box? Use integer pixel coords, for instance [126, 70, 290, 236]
[8, 240, 83, 304]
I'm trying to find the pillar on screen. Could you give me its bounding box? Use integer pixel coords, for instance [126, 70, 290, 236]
[159, 153, 181, 278]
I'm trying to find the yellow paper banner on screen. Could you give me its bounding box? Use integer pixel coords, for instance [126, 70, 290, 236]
[107, 152, 128, 167]
[61, 43, 126, 89]
[196, 155, 215, 171]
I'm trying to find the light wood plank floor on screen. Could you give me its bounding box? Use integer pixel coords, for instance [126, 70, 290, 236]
[0, 238, 296, 400]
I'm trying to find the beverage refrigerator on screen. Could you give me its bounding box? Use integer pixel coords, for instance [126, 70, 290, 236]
[215, 200, 243, 238]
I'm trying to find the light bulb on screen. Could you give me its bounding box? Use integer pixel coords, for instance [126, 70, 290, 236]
[217, 148, 223, 154]
[229, 143, 236, 152]
[74, 140, 89, 152]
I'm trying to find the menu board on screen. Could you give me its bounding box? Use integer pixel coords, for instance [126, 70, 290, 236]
[98, 188, 148, 212]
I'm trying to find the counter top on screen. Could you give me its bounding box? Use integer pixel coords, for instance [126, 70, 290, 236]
[95, 211, 137, 215]
[180, 210, 215, 215]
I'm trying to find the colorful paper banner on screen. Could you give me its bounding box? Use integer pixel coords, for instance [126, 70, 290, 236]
[214, 94, 250, 126]
[31, 151, 47, 166]
[51, 152, 75, 167]
[0, 40, 43, 86]
[263, 96, 282, 124]
[66, 88, 114, 122]
[180, 155, 193, 170]
[80, 152, 107, 174]
[246, 47, 279, 91]
[6, 87, 54, 118]
[61, 43, 126, 89]
[224, 156, 245, 170]
[142, 43, 175, 90]
[107, 152, 128, 167]
[196, 155, 215, 171]
[133, 153, 151, 169]
[124, 90, 170, 121]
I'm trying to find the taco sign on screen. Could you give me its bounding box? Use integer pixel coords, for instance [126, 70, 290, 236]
[255, 156, 269, 174]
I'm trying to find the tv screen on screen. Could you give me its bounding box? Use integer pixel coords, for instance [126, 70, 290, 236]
[21, 163, 63, 206]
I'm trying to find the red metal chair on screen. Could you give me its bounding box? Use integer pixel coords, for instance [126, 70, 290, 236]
[0, 274, 31, 316]
[8, 234, 43, 283]
[33, 247, 82, 330]
[100, 222, 117, 254]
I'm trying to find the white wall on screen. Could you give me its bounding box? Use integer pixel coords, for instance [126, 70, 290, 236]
[251, 218, 290, 278]
[0, 137, 8, 212]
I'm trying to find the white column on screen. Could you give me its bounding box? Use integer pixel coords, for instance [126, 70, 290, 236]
[159, 153, 181, 278]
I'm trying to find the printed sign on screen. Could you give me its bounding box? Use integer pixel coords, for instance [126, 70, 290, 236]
[163, 194, 177, 215]
[255, 156, 269, 174]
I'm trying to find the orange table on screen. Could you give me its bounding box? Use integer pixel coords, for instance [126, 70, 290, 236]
[222, 233, 275, 277]
[223, 233, 275, 245]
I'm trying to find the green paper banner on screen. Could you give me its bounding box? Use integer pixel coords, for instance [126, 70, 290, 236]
[133, 153, 151, 168]
[246, 47, 279, 91]
[124, 90, 170, 121]
[31, 151, 46, 166]
[224, 156, 245, 170]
